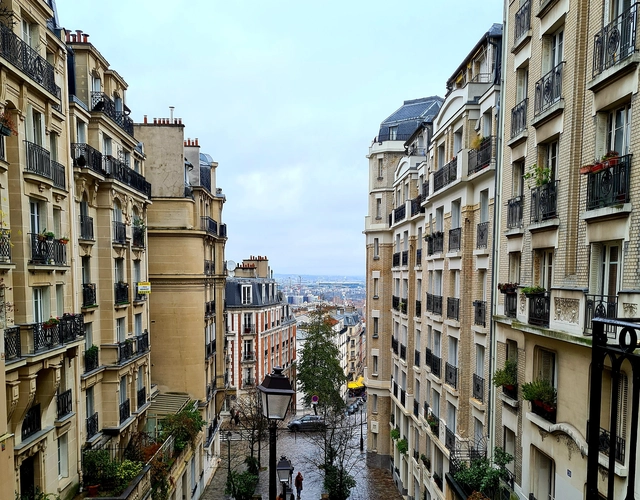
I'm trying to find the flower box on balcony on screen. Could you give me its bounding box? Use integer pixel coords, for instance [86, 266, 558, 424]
[521, 285, 545, 298]
[498, 282, 519, 294]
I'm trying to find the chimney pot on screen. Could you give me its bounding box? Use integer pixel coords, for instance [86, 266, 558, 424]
[153, 118, 157, 124]
[83, 34, 89, 43]
[143, 115, 148, 124]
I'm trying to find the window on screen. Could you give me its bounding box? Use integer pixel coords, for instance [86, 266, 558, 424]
[480, 190, 489, 223]
[115, 258, 125, 282]
[509, 252, 521, 283]
[433, 330, 441, 357]
[448, 337, 458, 366]
[92, 75, 101, 92]
[389, 126, 397, 140]
[606, 105, 631, 156]
[476, 345, 485, 377]
[375, 198, 381, 219]
[536, 348, 556, 386]
[86, 386, 94, 418]
[22, 19, 35, 47]
[432, 390, 440, 417]
[135, 313, 142, 336]
[116, 317, 126, 343]
[133, 260, 141, 284]
[447, 402, 457, 431]
[437, 144, 445, 168]
[453, 270, 460, 298]
[531, 447, 554, 500]
[56, 284, 64, 317]
[372, 355, 378, 375]
[544, 28, 564, 72]
[242, 285, 251, 305]
[512, 162, 525, 197]
[103, 135, 112, 156]
[33, 287, 48, 324]
[503, 427, 516, 474]
[534, 249, 553, 290]
[516, 67, 528, 102]
[589, 242, 621, 297]
[373, 317, 379, 338]
[373, 278, 379, 298]
[84, 322, 93, 348]
[474, 418, 483, 445]
[26, 106, 44, 146]
[377, 158, 383, 179]
[58, 433, 68, 478]
[435, 207, 444, 231]
[76, 118, 87, 143]
[119, 376, 128, 404]
[453, 128, 463, 155]
[434, 270, 442, 296]
[29, 199, 44, 235]
[50, 134, 59, 162]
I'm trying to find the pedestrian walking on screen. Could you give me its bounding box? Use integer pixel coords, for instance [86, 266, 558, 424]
[294, 471, 303, 499]
[234, 411, 240, 426]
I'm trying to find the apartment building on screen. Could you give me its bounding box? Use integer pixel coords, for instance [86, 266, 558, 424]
[225, 256, 297, 408]
[364, 96, 443, 482]
[134, 121, 227, 491]
[495, 0, 640, 498]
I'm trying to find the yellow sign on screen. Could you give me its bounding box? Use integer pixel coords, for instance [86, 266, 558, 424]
[137, 282, 151, 294]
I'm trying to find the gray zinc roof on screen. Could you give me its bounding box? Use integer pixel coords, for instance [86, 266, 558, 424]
[377, 96, 443, 142]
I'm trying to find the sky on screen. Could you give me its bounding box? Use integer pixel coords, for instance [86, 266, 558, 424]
[56, 0, 504, 276]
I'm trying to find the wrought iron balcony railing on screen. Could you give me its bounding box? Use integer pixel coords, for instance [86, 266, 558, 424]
[119, 399, 131, 424]
[584, 294, 618, 336]
[426, 293, 433, 312]
[434, 158, 457, 192]
[132, 226, 145, 248]
[80, 214, 94, 240]
[24, 140, 51, 178]
[86, 412, 99, 439]
[414, 349, 420, 367]
[32, 314, 84, 352]
[82, 283, 97, 308]
[401, 250, 408, 266]
[204, 260, 214, 275]
[410, 197, 423, 216]
[201, 216, 220, 236]
[57, 389, 72, 419]
[431, 354, 442, 378]
[0, 23, 60, 97]
[468, 137, 495, 175]
[200, 166, 211, 192]
[243, 324, 256, 334]
[91, 92, 134, 136]
[534, 62, 564, 116]
[445, 362, 458, 389]
[22, 403, 41, 440]
[586, 154, 631, 210]
[445, 425, 456, 450]
[447, 297, 460, 321]
[586, 420, 626, 464]
[115, 282, 130, 305]
[449, 227, 461, 252]
[415, 299, 421, 316]
[422, 181, 429, 198]
[51, 160, 65, 189]
[102, 154, 151, 197]
[4, 326, 20, 361]
[476, 221, 489, 249]
[137, 331, 150, 354]
[505, 292, 518, 318]
[393, 204, 406, 224]
[507, 196, 524, 228]
[530, 180, 559, 223]
[593, 3, 638, 77]
[432, 295, 443, 316]
[528, 292, 550, 327]
[113, 221, 126, 244]
[0, 229, 8, 263]
[29, 233, 67, 265]
[514, 0, 531, 42]
[474, 300, 486, 327]
[205, 301, 215, 317]
[137, 387, 147, 409]
[511, 98, 528, 138]
[72, 142, 103, 174]
[400, 343, 406, 360]
[118, 338, 135, 363]
[84, 346, 99, 373]
[473, 373, 485, 402]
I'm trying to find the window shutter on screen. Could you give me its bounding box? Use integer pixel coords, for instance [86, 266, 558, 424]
[539, 349, 556, 384]
[588, 244, 602, 294]
[618, 373, 628, 438]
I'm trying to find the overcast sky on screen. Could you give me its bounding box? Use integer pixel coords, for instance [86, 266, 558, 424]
[57, 0, 503, 276]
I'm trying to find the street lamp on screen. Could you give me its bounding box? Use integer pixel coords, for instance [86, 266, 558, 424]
[277, 456, 293, 499]
[257, 366, 294, 500]
[360, 405, 364, 452]
[226, 431, 232, 478]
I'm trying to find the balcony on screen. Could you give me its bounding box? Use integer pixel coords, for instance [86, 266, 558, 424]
[511, 98, 528, 138]
[22, 404, 41, 440]
[447, 297, 460, 321]
[137, 331, 150, 354]
[243, 324, 256, 334]
[586, 154, 631, 210]
[474, 300, 486, 327]
[56, 389, 73, 419]
[445, 426, 456, 450]
[431, 354, 442, 378]
[593, 4, 638, 78]
[392, 252, 400, 267]
[205, 301, 215, 317]
[86, 412, 99, 439]
[414, 349, 420, 367]
[113, 221, 126, 244]
[201, 216, 218, 236]
[514, 0, 531, 44]
[29, 233, 67, 265]
[473, 374, 485, 402]
[32, 314, 84, 352]
[410, 196, 423, 216]
[391, 337, 399, 355]
[413, 400, 419, 418]
[507, 196, 524, 228]
[72, 142, 103, 174]
[584, 294, 618, 336]
[534, 62, 564, 116]
[400, 389, 406, 407]
[118, 339, 135, 363]
[415, 299, 421, 316]
[91, 91, 134, 136]
[393, 204, 406, 224]
[530, 180, 559, 223]
[137, 387, 147, 409]
[4, 326, 20, 361]
[103, 154, 151, 197]
[115, 282, 130, 305]
[449, 227, 461, 252]
[80, 214, 94, 240]
[468, 137, 495, 175]
[445, 363, 458, 389]
[401, 250, 408, 266]
[242, 351, 256, 362]
[119, 399, 131, 424]
[476, 222, 489, 249]
[528, 292, 550, 327]
[204, 260, 214, 275]
[586, 420, 625, 464]
[84, 346, 99, 373]
[434, 158, 457, 192]
[432, 295, 443, 316]
[0, 23, 60, 97]
[132, 226, 145, 248]
[505, 292, 518, 318]
[425, 348, 432, 369]
[82, 283, 97, 308]
[400, 343, 406, 361]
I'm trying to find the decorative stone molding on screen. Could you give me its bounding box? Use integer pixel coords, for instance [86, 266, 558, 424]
[554, 297, 579, 323]
[622, 303, 637, 318]
[519, 293, 526, 314]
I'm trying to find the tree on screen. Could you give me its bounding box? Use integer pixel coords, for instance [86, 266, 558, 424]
[297, 307, 346, 412]
[233, 388, 268, 466]
[225, 470, 258, 500]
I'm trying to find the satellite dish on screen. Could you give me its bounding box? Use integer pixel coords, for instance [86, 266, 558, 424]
[227, 260, 236, 270]
[228, 269, 235, 278]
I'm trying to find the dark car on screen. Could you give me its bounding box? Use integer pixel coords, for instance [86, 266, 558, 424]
[287, 415, 326, 432]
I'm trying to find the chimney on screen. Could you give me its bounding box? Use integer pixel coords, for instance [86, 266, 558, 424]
[153, 118, 157, 125]
[169, 106, 174, 122]
[195, 138, 199, 146]
[83, 34, 89, 43]
[143, 115, 148, 124]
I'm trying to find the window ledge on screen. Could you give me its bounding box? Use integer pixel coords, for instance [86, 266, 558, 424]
[507, 129, 528, 147]
[511, 31, 532, 54]
[531, 100, 564, 128]
[500, 392, 519, 409]
[580, 203, 632, 222]
[528, 218, 559, 233]
[505, 226, 525, 237]
[536, 0, 560, 18]
[473, 247, 490, 256]
[587, 53, 640, 92]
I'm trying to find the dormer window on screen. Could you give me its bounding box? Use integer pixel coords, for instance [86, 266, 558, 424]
[242, 285, 251, 305]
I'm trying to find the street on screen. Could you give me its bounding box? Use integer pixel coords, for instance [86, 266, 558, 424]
[202, 410, 402, 500]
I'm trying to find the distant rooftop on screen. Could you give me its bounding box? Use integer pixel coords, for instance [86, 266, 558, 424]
[376, 96, 443, 143]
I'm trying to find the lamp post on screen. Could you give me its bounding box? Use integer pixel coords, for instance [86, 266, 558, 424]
[226, 431, 232, 477]
[257, 366, 294, 500]
[360, 405, 364, 452]
[277, 456, 293, 499]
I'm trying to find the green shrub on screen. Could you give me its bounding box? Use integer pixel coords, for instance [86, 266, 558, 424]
[492, 359, 517, 387]
[396, 438, 408, 455]
[390, 428, 400, 441]
[522, 378, 556, 405]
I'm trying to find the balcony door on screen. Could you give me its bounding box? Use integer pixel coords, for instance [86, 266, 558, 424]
[26, 106, 44, 146]
[608, 0, 632, 22]
[29, 199, 43, 235]
[590, 242, 620, 298]
[33, 287, 47, 324]
[119, 376, 127, 405]
[606, 105, 631, 156]
[82, 256, 91, 285]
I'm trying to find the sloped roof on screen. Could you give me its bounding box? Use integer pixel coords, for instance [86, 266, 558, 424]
[377, 96, 443, 142]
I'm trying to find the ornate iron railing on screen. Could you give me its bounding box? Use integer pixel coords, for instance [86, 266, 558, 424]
[449, 227, 461, 252]
[33, 315, 84, 352]
[137, 387, 147, 409]
[586, 420, 626, 464]
[51, 160, 65, 189]
[82, 283, 97, 307]
[422, 181, 429, 198]
[118, 339, 135, 363]
[103, 154, 151, 197]
[476, 221, 489, 249]
[507, 196, 524, 228]
[91, 92, 134, 136]
[132, 226, 145, 248]
[474, 300, 487, 327]
[584, 294, 618, 336]
[29, 233, 66, 265]
[431, 354, 442, 378]
[22, 404, 41, 440]
[393, 204, 406, 224]
[534, 62, 564, 116]
[80, 214, 94, 240]
[410, 197, 422, 216]
[528, 292, 550, 327]
[201, 216, 218, 236]
[593, 4, 638, 77]
[4, 325, 20, 360]
[434, 158, 458, 192]
[137, 331, 149, 353]
[84, 346, 99, 373]
[511, 98, 528, 138]
[119, 399, 130, 424]
[433, 232, 444, 253]
[468, 137, 495, 175]
[586, 154, 631, 210]
[514, 0, 531, 42]
[445, 362, 458, 389]
[401, 250, 408, 266]
[86, 412, 99, 439]
[433, 295, 443, 316]
[71, 143, 103, 174]
[57, 389, 72, 419]
[113, 221, 126, 244]
[24, 140, 51, 179]
[530, 180, 559, 222]
[447, 297, 460, 321]
[445, 425, 456, 450]
[473, 374, 485, 402]
[505, 292, 518, 318]
[115, 282, 129, 305]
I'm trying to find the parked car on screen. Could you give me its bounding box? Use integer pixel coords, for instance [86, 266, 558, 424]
[346, 404, 357, 415]
[287, 415, 326, 432]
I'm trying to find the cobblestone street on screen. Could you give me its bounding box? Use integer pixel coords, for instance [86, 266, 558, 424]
[202, 412, 402, 500]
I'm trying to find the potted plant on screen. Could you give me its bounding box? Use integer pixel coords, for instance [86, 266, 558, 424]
[132, 217, 146, 232]
[471, 135, 484, 150]
[426, 412, 439, 432]
[0, 111, 17, 137]
[396, 438, 408, 455]
[580, 163, 596, 175]
[420, 453, 431, 470]
[390, 428, 400, 441]
[39, 229, 55, 241]
[602, 150, 620, 168]
[58, 236, 69, 245]
[521, 285, 545, 297]
[492, 359, 517, 390]
[522, 378, 557, 412]
[497, 282, 519, 294]
[523, 163, 551, 187]
[43, 317, 59, 329]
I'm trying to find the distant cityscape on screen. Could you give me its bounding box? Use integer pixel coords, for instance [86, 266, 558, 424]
[275, 274, 366, 308]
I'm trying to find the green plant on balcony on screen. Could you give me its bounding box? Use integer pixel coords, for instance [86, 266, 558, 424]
[521, 285, 545, 297]
[390, 428, 400, 441]
[522, 378, 557, 411]
[0, 111, 18, 136]
[396, 438, 408, 455]
[420, 453, 431, 470]
[133, 217, 146, 232]
[453, 447, 514, 497]
[497, 282, 519, 294]
[492, 359, 517, 389]
[159, 405, 205, 453]
[426, 412, 439, 431]
[43, 317, 59, 329]
[523, 163, 551, 188]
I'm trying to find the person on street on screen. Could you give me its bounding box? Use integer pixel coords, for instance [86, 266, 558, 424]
[295, 471, 303, 499]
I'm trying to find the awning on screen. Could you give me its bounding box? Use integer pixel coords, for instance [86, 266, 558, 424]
[347, 376, 365, 390]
